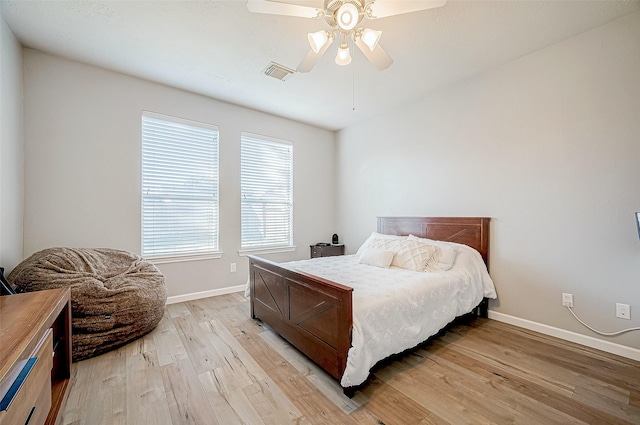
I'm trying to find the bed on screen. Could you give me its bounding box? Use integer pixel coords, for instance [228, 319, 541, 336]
[248, 216, 496, 396]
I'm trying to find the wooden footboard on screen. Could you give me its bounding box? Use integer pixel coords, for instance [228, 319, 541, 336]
[248, 255, 353, 381]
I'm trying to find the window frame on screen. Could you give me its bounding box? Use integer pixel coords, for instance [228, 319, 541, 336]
[141, 111, 221, 263]
[239, 132, 295, 256]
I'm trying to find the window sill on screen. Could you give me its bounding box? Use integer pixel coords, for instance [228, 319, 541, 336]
[238, 246, 296, 257]
[144, 251, 223, 264]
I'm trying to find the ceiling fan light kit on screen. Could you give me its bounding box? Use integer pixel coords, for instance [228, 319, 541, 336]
[335, 41, 352, 65]
[360, 28, 381, 51]
[308, 30, 332, 53]
[247, 0, 447, 72]
[336, 3, 359, 30]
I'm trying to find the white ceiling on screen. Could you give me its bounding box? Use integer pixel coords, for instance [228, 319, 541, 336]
[3, 0, 639, 131]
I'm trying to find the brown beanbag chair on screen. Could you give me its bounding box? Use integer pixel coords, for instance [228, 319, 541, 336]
[8, 248, 166, 361]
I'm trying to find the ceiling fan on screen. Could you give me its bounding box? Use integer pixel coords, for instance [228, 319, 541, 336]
[247, 0, 447, 72]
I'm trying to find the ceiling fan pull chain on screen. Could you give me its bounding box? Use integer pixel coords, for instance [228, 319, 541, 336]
[352, 48, 356, 111]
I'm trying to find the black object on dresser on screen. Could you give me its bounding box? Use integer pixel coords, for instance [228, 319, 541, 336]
[310, 244, 345, 258]
[0, 267, 16, 295]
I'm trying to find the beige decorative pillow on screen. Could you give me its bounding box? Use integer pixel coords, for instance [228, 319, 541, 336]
[369, 237, 404, 253]
[389, 239, 440, 272]
[356, 232, 406, 255]
[407, 235, 457, 271]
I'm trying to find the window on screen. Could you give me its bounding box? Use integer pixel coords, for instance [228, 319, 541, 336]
[141, 112, 219, 259]
[241, 133, 293, 252]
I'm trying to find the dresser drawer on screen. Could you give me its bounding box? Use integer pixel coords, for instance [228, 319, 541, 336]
[310, 246, 322, 258]
[0, 329, 53, 425]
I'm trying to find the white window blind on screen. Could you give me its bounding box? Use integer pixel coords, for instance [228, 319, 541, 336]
[241, 133, 293, 250]
[142, 112, 219, 258]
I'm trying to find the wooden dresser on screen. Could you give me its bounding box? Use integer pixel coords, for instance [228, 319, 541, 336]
[0, 288, 72, 425]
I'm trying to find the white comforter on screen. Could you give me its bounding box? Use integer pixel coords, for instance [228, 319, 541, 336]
[283, 243, 497, 387]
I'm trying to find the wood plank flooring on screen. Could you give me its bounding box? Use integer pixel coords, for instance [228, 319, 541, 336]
[61, 292, 640, 424]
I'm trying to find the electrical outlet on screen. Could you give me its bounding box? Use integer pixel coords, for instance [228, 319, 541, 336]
[230, 263, 237, 273]
[616, 303, 630, 320]
[562, 293, 574, 307]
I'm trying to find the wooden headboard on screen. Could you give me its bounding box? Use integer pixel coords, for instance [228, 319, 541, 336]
[377, 217, 491, 266]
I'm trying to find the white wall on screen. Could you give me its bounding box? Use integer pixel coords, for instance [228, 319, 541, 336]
[0, 10, 24, 272]
[22, 50, 336, 298]
[336, 12, 640, 351]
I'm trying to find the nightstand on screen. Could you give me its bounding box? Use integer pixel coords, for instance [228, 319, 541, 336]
[310, 244, 345, 258]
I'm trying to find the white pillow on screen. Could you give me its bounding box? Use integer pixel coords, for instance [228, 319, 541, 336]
[390, 239, 440, 272]
[356, 232, 406, 256]
[407, 235, 457, 271]
[358, 248, 395, 268]
[368, 237, 403, 252]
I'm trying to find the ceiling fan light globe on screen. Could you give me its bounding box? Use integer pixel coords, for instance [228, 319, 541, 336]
[335, 41, 352, 65]
[361, 28, 382, 51]
[336, 3, 359, 31]
[308, 30, 329, 53]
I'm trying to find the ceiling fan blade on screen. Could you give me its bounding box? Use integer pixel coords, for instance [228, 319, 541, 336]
[246, 0, 323, 18]
[355, 37, 393, 71]
[296, 38, 333, 72]
[365, 0, 447, 19]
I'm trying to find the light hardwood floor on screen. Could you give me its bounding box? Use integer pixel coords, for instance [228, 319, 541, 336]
[61, 292, 640, 424]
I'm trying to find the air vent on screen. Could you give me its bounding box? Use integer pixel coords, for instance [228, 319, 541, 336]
[263, 62, 295, 81]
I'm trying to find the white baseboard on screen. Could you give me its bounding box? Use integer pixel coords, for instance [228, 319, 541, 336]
[488, 311, 640, 362]
[166, 285, 246, 305]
